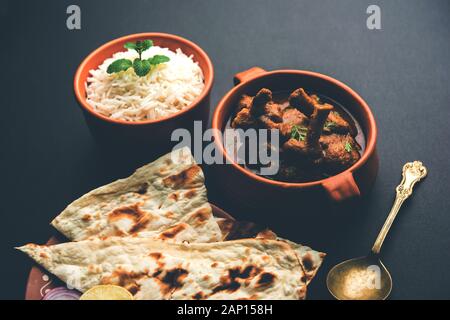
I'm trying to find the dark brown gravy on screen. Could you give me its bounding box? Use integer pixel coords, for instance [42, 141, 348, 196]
[226, 90, 366, 182]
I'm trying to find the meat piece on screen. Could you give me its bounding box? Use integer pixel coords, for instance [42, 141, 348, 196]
[231, 107, 256, 128]
[289, 88, 352, 135]
[231, 95, 257, 128]
[251, 88, 283, 122]
[289, 90, 333, 119]
[310, 94, 320, 102]
[279, 123, 297, 139]
[278, 108, 309, 139]
[306, 103, 333, 150]
[262, 102, 283, 122]
[288, 88, 316, 116]
[232, 90, 284, 130]
[282, 108, 308, 126]
[323, 111, 352, 135]
[283, 138, 322, 160]
[237, 94, 253, 111]
[258, 115, 281, 130]
[283, 103, 333, 160]
[320, 134, 361, 172]
[251, 88, 272, 116]
[283, 138, 309, 156]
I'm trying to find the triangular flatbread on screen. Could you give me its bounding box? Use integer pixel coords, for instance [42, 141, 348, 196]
[51, 147, 222, 243]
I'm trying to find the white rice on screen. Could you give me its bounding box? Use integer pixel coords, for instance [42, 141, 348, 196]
[86, 46, 205, 121]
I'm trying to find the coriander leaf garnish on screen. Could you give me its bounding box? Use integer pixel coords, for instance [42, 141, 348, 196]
[324, 121, 337, 130]
[345, 141, 353, 153]
[107, 59, 133, 74]
[291, 125, 308, 141]
[107, 39, 169, 77]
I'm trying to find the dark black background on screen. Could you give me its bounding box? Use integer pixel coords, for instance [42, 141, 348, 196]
[1, 0, 449, 300]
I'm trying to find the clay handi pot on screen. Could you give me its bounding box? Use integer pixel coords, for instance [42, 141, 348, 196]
[212, 67, 378, 210]
[74, 33, 214, 155]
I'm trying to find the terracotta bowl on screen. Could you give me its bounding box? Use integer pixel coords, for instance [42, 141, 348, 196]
[212, 67, 378, 209]
[74, 33, 214, 153]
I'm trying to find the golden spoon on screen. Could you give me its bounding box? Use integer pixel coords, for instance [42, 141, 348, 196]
[327, 161, 427, 300]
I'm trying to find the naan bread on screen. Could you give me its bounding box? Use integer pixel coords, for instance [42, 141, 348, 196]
[216, 219, 325, 285]
[279, 239, 325, 285]
[18, 238, 318, 300]
[51, 148, 222, 243]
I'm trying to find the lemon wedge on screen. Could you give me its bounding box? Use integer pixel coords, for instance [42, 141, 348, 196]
[80, 285, 133, 300]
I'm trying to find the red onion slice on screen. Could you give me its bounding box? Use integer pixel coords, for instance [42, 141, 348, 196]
[42, 287, 81, 300]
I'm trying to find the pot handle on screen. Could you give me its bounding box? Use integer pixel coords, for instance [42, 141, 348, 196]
[233, 67, 267, 85]
[322, 171, 361, 202]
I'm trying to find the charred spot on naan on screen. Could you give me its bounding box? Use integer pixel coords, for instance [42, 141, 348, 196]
[87, 264, 102, 274]
[229, 265, 261, 280]
[191, 207, 211, 224]
[162, 165, 201, 189]
[164, 211, 175, 219]
[301, 252, 315, 272]
[202, 275, 211, 281]
[300, 274, 308, 283]
[39, 252, 49, 259]
[183, 189, 197, 199]
[129, 217, 151, 234]
[168, 192, 180, 201]
[255, 272, 276, 288]
[192, 291, 205, 300]
[114, 229, 126, 237]
[149, 252, 166, 269]
[212, 277, 240, 294]
[158, 224, 187, 240]
[152, 270, 163, 278]
[298, 251, 324, 284]
[154, 267, 189, 296]
[81, 214, 92, 222]
[224, 221, 272, 241]
[149, 252, 163, 260]
[107, 203, 153, 234]
[135, 183, 149, 195]
[211, 265, 263, 295]
[297, 286, 307, 299]
[101, 268, 149, 296]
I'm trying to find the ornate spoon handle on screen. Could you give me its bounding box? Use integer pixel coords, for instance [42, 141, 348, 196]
[371, 161, 427, 255]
